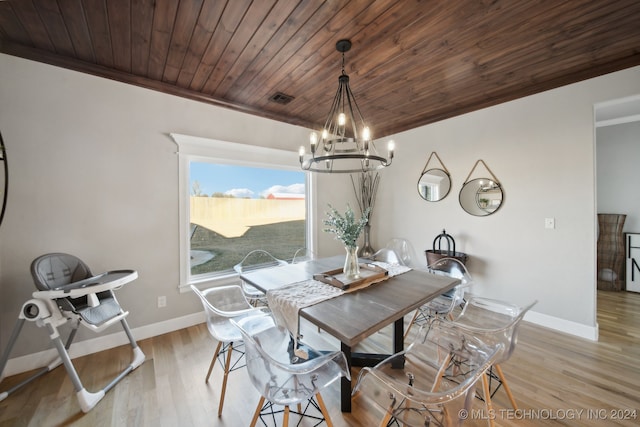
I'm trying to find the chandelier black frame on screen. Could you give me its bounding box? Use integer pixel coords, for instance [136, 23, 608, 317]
[299, 39, 394, 173]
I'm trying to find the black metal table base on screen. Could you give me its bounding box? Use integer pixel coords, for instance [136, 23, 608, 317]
[340, 318, 404, 412]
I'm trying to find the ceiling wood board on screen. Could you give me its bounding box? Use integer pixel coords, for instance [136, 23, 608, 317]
[1, 0, 639, 139]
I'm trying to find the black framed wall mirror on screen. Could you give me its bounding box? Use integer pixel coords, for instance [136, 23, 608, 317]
[459, 178, 504, 216]
[459, 160, 504, 216]
[417, 152, 451, 202]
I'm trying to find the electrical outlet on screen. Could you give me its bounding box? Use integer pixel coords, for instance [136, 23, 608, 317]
[545, 217, 555, 229]
[157, 296, 167, 308]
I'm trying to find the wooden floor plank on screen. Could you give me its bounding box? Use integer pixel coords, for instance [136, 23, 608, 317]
[0, 290, 638, 426]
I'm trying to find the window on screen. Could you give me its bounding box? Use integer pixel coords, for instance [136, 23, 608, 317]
[172, 134, 315, 289]
[190, 162, 306, 276]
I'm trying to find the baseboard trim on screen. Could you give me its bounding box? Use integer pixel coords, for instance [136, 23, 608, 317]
[3, 308, 599, 377]
[525, 310, 599, 341]
[2, 311, 205, 377]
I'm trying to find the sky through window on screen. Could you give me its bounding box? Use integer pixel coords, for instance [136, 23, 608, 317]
[190, 162, 305, 198]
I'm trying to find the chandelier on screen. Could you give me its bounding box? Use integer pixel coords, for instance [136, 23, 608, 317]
[299, 39, 394, 173]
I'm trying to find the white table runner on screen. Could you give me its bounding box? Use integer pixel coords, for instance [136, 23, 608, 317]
[267, 279, 344, 339]
[266, 262, 411, 340]
[369, 261, 412, 277]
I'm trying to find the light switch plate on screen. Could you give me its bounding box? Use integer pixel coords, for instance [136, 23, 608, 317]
[545, 217, 555, 229]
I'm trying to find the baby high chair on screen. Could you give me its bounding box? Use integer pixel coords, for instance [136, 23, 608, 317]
[0, 253, 145, 412]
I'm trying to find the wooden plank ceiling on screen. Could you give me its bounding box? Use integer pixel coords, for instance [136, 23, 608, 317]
[1, 0, 640, 138]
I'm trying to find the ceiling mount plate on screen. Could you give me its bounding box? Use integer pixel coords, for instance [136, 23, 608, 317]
[336, 39, 352, 53]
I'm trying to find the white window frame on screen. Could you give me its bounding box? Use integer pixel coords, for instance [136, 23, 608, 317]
[171, 133, 316, 291]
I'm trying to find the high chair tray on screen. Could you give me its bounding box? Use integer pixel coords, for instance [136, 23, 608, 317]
[34, 270, 139, 299]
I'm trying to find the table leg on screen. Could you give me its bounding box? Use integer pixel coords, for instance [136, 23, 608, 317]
[341, 341, 352, 412]
[393, 318, 404, 354]
[391, 317, 406, 369]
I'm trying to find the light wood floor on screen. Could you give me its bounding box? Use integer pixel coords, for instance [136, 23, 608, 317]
[1, 291, 639, 426]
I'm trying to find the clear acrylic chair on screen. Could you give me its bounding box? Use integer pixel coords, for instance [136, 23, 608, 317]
[446, 297, 537, 424]
[234, 249, 288, 307]
[384, 238, 416, 267]
[370, 247, 404, 265]
[190, 284, 270, 417]
[232, 314, 350, 427]
[353, 320, 502, 427]
[292, 247, 314, 264]
[404, 257, 473, 340]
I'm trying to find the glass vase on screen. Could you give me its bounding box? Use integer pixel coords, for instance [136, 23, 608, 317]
[343, 245, 360, 280]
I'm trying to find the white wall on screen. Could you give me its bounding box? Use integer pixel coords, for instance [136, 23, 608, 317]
[0, 54, 309, 360]
[1, 51, 639, 371]
[370, 66, 640, 335]
[597, 121, 640, 232]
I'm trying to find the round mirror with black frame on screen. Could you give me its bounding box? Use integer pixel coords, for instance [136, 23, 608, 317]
[417, 152, 451, 202]
[459, 159, 504, 216]
[459, 178, 504, 216]
[417, 168, 451, 202]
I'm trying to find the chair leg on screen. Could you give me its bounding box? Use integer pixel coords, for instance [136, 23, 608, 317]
[283, 405, 290, 427]
[44, 321, 107, 412]
[249, 396, 265, 427]
[380, 411, 393, 427]
[206, 341, 222, 383]
[404, 310, 420, 340]
[315, 392, 333, 427]
[431, 352, 453, 392]
[481, 372, 495, 427]
[495, 364, 518, 410]
[217, 342, 233, 417]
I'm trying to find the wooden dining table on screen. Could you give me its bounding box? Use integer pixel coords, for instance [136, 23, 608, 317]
[239, 255, 460, 412]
